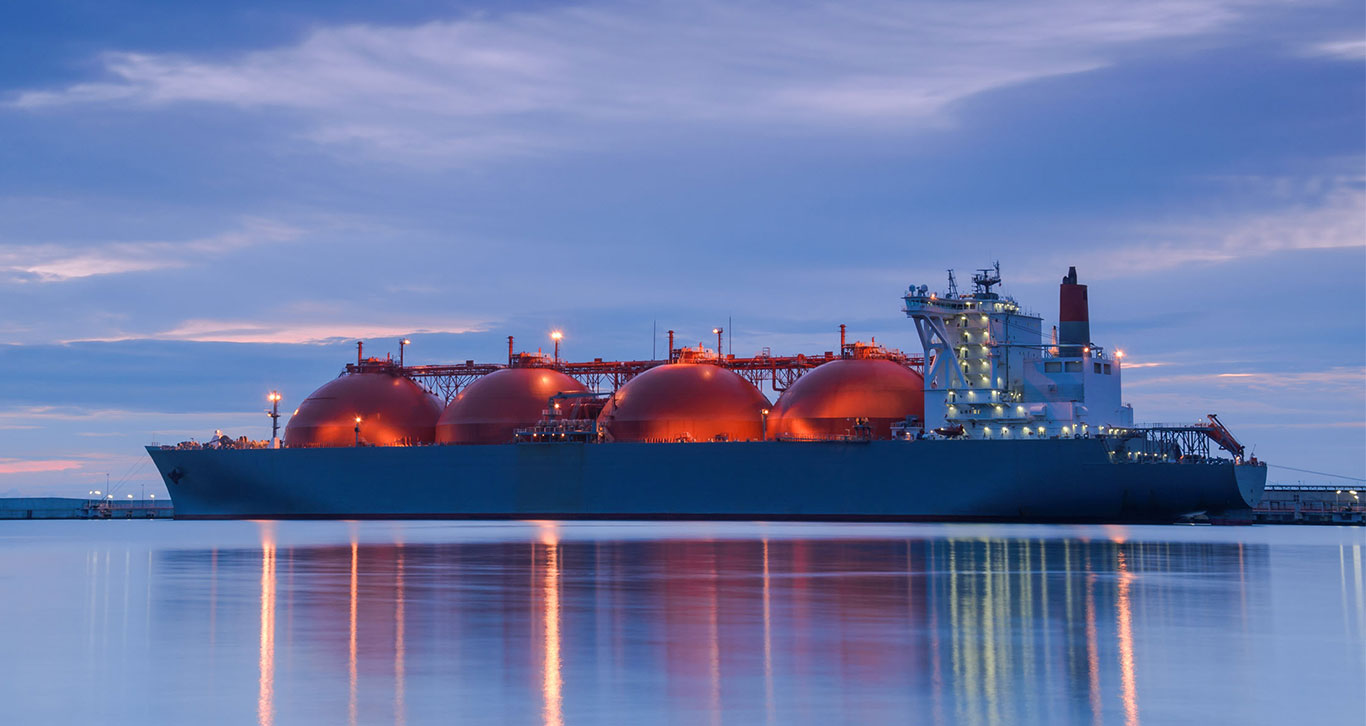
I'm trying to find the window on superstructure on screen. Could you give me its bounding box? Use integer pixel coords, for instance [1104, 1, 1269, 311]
[1104, 364, 1112, 374]
[1064, 361, 1082, 373]
[1044, 362, 1061, 373]
[1094, 363, 1102, 374]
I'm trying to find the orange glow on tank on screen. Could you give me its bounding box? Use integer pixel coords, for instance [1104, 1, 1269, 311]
[283, 372, 441, 447]
[769, 358, 924, 440]
[436, 368, 588, 444]
[597, 363, 770, 442]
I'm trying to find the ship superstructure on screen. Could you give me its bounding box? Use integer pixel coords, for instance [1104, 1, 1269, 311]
[905, 264, 1132, 439]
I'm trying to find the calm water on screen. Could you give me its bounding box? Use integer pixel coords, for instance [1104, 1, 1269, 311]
[0, 522, 1361, 725]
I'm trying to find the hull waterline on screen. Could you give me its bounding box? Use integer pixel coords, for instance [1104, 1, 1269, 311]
[148, 439, 1264, 523]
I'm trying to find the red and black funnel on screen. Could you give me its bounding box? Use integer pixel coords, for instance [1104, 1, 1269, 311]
[1059, 266, 1090, 356]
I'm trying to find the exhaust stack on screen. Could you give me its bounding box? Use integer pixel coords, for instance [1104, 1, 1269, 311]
[1059, 266, 1090, 356]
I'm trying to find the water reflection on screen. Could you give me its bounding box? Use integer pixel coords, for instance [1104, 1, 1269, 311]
[347, 538, 359, 726]
[258, 526, 276, 726]
[13, 524, 1363, 726]
[539, 524, 563, 726]
[394, 544, 405, 726]
[219, 532, 1313, 724]
[1116, 551, 1138, 726]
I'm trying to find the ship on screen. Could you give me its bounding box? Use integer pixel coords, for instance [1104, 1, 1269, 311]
[145, 265, 1267, 522]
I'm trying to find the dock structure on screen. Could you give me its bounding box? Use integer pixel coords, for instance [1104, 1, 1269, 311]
[0, 497, 173, 520]
[1253, 486, 1363, 525]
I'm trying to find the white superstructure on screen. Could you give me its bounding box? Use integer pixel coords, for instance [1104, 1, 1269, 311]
[904, 265, 1133, 439]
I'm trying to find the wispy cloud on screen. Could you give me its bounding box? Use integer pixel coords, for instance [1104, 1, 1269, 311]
[0, 217, 302, 282]
[1056, 169, 1365, 279]
[71, 318, 487, 344]
[0, 458, 84, 475]
[1127, 366, 1366, 391]
[9, 1, 1265, 163]
[1305, 38, 1366, 60]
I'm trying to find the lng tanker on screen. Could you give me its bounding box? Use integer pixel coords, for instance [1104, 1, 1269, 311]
[146, 265, 1267, 522]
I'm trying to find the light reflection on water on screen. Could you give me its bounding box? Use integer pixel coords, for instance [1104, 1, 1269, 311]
[0, 522, 1362, 725]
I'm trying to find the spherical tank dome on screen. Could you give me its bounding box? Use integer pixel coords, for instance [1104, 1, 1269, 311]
[284, 372, 442, 447]
[598, 363, 771, 443]
[769, 358, 924, 440]
[436, 368, 589, 444]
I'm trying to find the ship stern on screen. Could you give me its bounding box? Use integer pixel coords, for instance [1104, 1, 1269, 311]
[1234, 461, 1268, 508]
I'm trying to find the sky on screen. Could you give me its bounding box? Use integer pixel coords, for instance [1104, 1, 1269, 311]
[0, 0, 1362, 498]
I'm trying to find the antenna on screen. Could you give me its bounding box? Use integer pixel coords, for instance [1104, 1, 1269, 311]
[972, 262, 1003, 298]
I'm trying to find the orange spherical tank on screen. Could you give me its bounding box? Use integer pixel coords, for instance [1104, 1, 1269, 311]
[597, 363, 771, 442]
[284, 372, 442, 447]
[436, 368, 589, 444]
[769, 358, 924, 440]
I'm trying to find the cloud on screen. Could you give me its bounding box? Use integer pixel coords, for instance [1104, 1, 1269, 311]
[0, 458, 84, 475]
[1126, 366, 1366, 391]
[70, 318, 487, 344]
[1306, 38, 1366, 60]
[1054, 169, 1365, 279]
[0, 217, 302, 282]
[8, 1, 1264, 163]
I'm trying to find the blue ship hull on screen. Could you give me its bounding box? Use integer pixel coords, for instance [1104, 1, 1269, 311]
[146, 439, 1266, 523]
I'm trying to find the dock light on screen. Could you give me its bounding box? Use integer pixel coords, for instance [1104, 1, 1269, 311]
[1116, 350, 1125, 358]
[127, 494, 134, 499]
[399, 338, 411, 367]
[712, 327, 724, 358]
[267, 391, 283, 445]
[149, 494, 155, 499]
[354, 416, 362, 446]
[550, 331, 563, 362]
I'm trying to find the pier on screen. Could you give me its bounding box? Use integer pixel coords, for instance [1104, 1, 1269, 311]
[0, 497, 173, 520]
[1253, 486, 1363, 525]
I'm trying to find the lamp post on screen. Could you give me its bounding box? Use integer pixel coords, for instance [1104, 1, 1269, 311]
[399, 338, 411, 367]
[354, 416, 362, 447]
[267, 391, 282, 448]
[551, 331, 563, 364]
[713, 327, 724, 359]
[761, 408, 769, 440]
